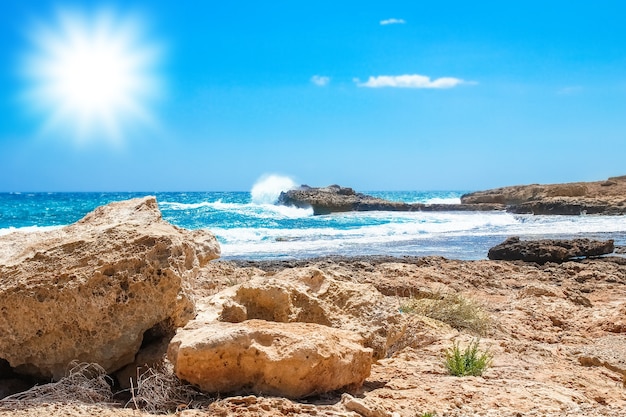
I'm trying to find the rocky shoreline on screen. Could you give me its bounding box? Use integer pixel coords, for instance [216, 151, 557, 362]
[1, 196, 626, 417]
[278, 176, 626, 215]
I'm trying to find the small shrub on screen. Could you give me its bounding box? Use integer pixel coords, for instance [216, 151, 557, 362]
[418, 412, 437, 417]
[400, 291, 490, 336]
[445, 339, 492, 376]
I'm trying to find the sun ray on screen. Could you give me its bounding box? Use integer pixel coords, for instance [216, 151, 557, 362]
[22, 8, 162, 146]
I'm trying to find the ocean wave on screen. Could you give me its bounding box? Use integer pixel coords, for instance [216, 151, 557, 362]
[0, 225, 64, 236]
[160, 200, 313, 219]
[215, 211, 626, 259]
[423, 197, 462, 204]
[250, 174, 297, 204]
[159, 201, 215, 210]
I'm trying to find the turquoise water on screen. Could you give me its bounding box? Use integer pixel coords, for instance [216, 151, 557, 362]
[1, 189, 626, 260]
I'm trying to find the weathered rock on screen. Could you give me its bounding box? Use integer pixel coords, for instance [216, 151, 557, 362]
[507, 199, 622, 215]
[574, 335, 626, 382]
[278, 184, 503, 215]
[488, 237, 614, 263]
[167, 320, 372, 399]
[461, 176, 626, 215]
[211, 267, 406, 359]
[0, 197, 220, 379]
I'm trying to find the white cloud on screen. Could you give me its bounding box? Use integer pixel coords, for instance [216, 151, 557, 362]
[311, 75, 330, 86]
[557, 86, 583, 95]
[356, 74, 473, 89]
[380, 18, 406, 25]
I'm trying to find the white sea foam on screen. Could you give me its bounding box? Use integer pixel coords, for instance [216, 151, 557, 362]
[0, 225, 64, 236]
[161, 199, 313, 219]
[250, 174, 297, 204]
[423, 197, 462, 204]
[216, 210, 626, 259]
[159, 201, 215, 210]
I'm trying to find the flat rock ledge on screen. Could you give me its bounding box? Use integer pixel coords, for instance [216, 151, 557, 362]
[488, 236, 615, 263]
[0, 197, 220, 380]
[167, 320, 373, 399]
[462, 175, 626, 215]
[278, 184, 502, 215]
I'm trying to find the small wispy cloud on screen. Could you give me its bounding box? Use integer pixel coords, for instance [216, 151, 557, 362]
[380, 18, 406, 25]
[311, 75, 330, 86]
[557, 86, 583, 95]
[355, 74, 473, 89]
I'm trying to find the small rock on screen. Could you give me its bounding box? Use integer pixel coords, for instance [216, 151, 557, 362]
[488, 237, 614, 264]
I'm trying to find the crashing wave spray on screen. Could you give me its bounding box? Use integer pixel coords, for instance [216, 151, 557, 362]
[250, 174, 298, 204]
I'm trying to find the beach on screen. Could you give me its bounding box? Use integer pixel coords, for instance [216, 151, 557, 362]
[2, 255, 626, 416]
[1, 179, 626, 416]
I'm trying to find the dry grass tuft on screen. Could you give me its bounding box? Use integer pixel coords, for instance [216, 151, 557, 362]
[400, 291, 490, 336]
[0, 362, 113, 410]
[127, 363, 210, 414]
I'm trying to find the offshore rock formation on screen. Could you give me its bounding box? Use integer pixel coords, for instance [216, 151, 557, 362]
[279, 176, 626, 216]
[167, 320, 373, 399]
[488, 237, 615, 264]
[278, 184, 503, 215]
[461, 175, 626, 215]
[0, 197, 220, 380]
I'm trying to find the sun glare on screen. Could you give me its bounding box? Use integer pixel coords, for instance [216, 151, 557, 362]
[22, 8, 162, 145]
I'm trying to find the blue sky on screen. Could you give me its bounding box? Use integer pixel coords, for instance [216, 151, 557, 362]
[1, 1, 625, 192]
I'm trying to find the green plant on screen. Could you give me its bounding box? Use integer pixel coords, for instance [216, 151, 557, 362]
[417, 412, 437, 417]
[400, 291, 490, 336]
[444, 339, 492, 377]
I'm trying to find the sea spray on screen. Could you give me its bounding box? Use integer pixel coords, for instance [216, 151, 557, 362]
[250, 174, 297, 205]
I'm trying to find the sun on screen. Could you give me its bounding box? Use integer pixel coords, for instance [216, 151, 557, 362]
[22, 8, 162, 145]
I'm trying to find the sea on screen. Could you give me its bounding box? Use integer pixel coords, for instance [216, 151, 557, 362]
[2, 177, 626, 261]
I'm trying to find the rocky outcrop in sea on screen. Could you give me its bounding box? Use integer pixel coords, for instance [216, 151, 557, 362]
[278, 176, 626, 215]
[277, 184, 503, 215]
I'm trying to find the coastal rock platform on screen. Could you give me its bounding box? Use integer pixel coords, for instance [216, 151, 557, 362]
[2, 254, 626, 416]
[462, 175, 626, 215]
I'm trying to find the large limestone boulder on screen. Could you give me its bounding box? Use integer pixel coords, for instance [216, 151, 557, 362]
[211, 267, 405, 359]
[0, 197, 220, 379]
[167, 319, 372, 399]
